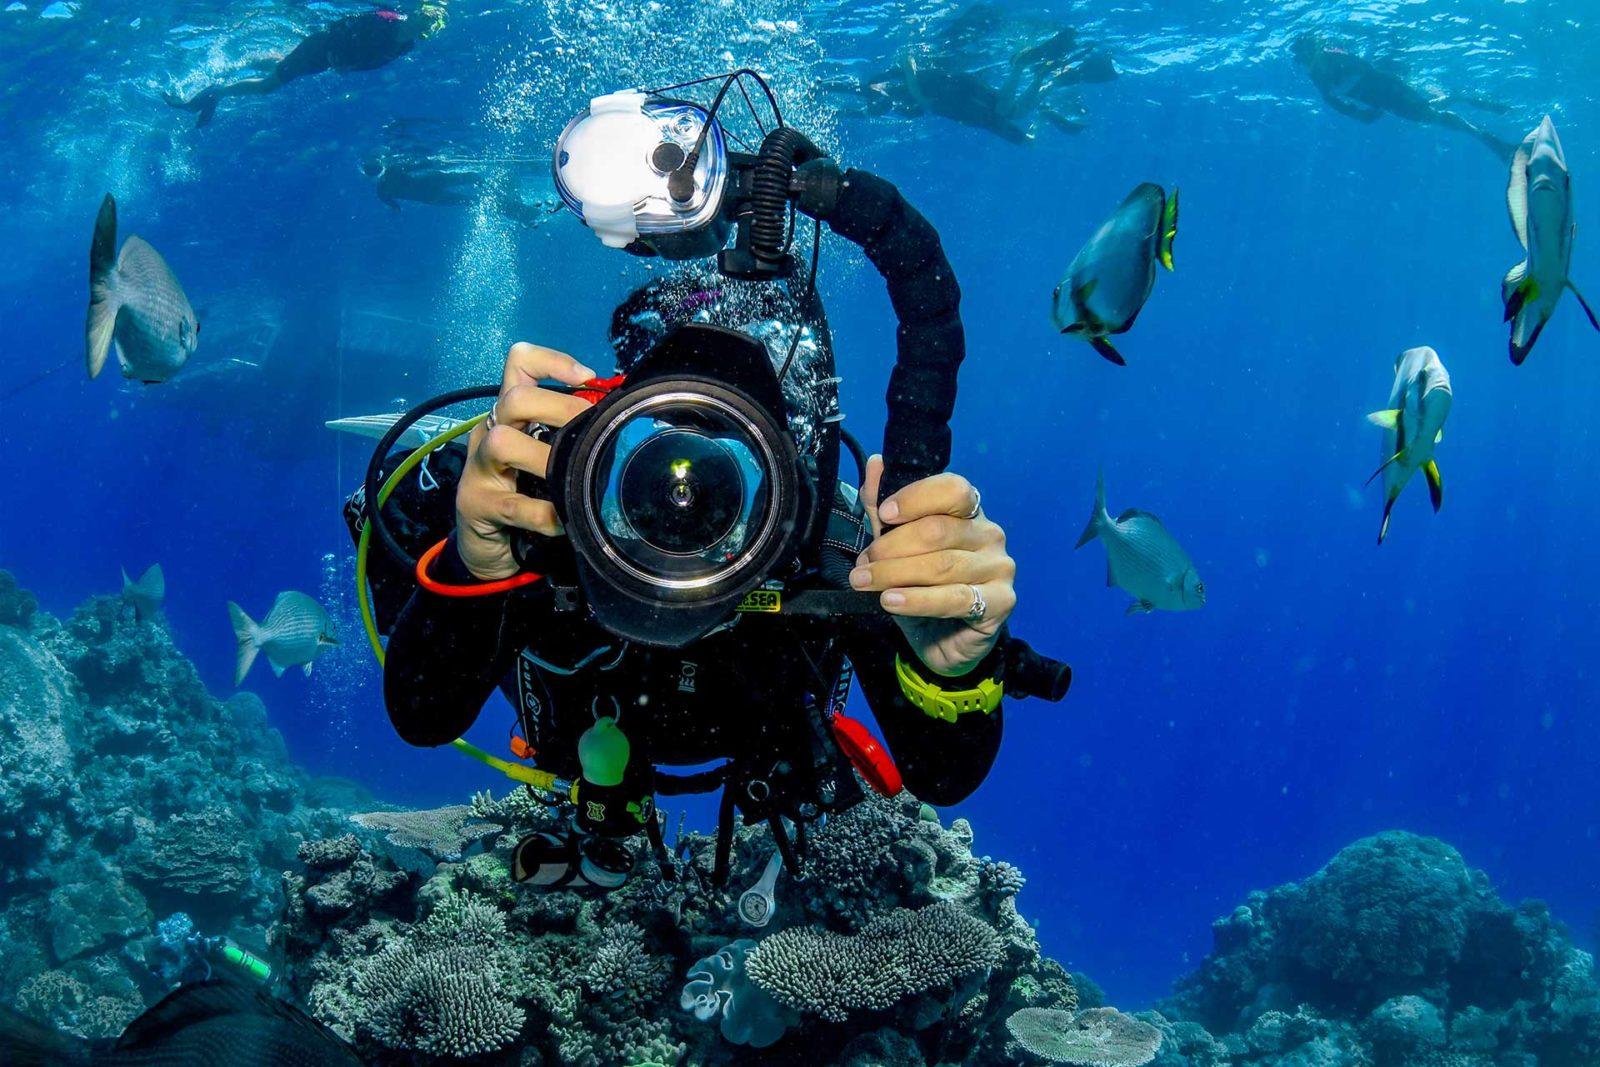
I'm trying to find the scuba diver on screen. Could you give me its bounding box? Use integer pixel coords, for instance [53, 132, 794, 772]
[348, 76, 1070, 893]
[361, 153, 480, 210]
[165, 2, 448, 128]
[833, 33, 1114, 144]
[1291, 33, 1517, 160]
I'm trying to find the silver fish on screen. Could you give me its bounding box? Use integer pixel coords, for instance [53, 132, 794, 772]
[86, 193, 198, 383]
[1075, 474, 1204, 615]
[325, 412, 466, 449]
[228, 591, 338, 685]
[1052, 183, 1179, 366]
[121, 563, 164, 621]
[1366, 346, 1452, 544]
[1502, 116, 1600, 365]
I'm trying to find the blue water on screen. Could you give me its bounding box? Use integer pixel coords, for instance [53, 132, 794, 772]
[3, 0, 1598, 1011]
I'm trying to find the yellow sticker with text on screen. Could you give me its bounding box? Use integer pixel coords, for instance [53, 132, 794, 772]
[736, 589, 782, 613]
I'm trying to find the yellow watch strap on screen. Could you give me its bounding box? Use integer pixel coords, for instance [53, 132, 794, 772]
[894, 655, 1003, 723]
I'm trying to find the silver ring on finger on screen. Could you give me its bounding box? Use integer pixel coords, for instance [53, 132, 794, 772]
[961, 488, 982, 522]
[484, 401, 499, 432]
[964, 583, 988, 625]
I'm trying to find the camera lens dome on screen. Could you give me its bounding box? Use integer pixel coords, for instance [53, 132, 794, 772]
[616, 429, 743, 555]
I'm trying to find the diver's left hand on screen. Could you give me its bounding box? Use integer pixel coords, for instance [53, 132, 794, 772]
[853, 456, 1016, 678]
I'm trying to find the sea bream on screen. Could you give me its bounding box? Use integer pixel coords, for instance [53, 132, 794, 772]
[1502, 116, 1600, 365]
[1075, 473, 1205, 615]
[86, 193, 198, 383]
[228, 592, 338, 685]
[1366, 345, 1452, 544]
[1052, 182, 1178, 365]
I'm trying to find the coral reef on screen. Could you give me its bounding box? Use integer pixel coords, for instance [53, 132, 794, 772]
[0, 574, 365, 1038]
[1151, 831, 1600, 1067]
[1007, 1006, 1163, 1066]
[279, 790, 1084, 1064]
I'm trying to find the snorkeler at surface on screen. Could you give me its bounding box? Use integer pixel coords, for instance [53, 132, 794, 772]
[1291, 32, 1516, 160]
[352, 279, 1029, 889]
[165, 2, 448, 128]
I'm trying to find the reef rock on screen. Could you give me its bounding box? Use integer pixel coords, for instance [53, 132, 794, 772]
[1156, 831, 1600, 1067]
[279, 790, 1088, 1065]
[0, 574, 365, 1038]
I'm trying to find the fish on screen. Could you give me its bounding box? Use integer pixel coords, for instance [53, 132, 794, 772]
[228, 592, 338, 685]
[87, 193, 198, 384]
[1052, 183, 1179, 366]
[121, 564, 164, 621]
[1502, 116, 1600, 365]
[1365, 345, 1452, 544]
[1075, 473, 1205, 614]
[0, 978, 363, 1066]
[325, 412, 465, 449]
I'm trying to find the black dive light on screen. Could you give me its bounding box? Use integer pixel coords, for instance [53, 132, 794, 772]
[515, 323, 816, 647]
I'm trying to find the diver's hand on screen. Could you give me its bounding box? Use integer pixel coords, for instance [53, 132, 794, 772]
[854, 456, 1016, 677]
[456, 343, 596, 580]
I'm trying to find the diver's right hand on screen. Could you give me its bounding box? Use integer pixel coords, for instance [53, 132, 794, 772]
[456, 343, 597, 580]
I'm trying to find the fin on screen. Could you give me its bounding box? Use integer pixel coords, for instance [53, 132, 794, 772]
[1364, 449, 1407, 487]
[270, 658, 287, 678]
[302, 662, 313, 677]
[1365, 409, 1401, 429]
[0, 1004, 91, 1067]
[116, 980, 357, 1059]
[1507, 142, 1531, 248]
[1089, 336, 1126, 366]
[1423, 460, 1443, 512]
[1075, 472, 1106, 549]
[1378, 495, 1396, 545]
[227, 601, 261, 686]
[1435, 428, 1444, 445]
[1116, 507, 1163, 524]
[1125, 600, 1155, 616]
[87, 193, 121, 379]
[1158, 186, 1179, 271]
[1069, 278, 1100, 326]
[132, 563, 164, 599]
[1566, 281, 1600, 332]
[1503, 274, 1538, 322]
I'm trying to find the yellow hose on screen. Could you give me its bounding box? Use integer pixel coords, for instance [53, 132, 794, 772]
[355, 414, 566, 795]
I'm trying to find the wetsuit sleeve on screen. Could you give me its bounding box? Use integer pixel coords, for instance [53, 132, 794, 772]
[381, 537, 548, 747]
[845, 622, 1004, 806]
[343, 445, 542, 747]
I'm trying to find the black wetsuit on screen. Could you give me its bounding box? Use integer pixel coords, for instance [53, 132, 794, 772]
[171, 11, 426, 127]
[349, 445, 1005, 809]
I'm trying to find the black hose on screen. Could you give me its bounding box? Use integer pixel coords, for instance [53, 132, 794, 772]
[748, 128, 824, 273]
[362, 385, 500, 570]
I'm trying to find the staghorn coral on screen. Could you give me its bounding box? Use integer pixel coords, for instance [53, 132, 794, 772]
[745, 900, 1002, 1022]
[355, 939, 524, 1057]
[1007, 1007, 1163, 1066]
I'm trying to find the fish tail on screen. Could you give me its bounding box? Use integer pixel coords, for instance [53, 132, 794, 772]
[1158, 186, 1179, 271]
[138, 563, 165, 599]
[0, 1004, 92, 1067]
[1075, 472, 1106, 549]
[228, 601, 262, 686]
[87, 193, 121, 380]
[1377, 493, 1397, 545]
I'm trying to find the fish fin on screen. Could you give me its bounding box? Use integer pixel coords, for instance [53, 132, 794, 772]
[228, 601, 261, 686]
[1378, 495, 1396, 545]
[116, 980, 357, 1060]
[1435, 428, 1444, 445]
[0, 1003, 91, 1067]
[1507, 141, 1531, 248]
[1504, 274, 1539, 322]
[1510, 316, 1544, 365]
[1070, 278, 1099, 318]
[134, 563, 164, 599]
[1423, 460, 1443, 512]
[1566, 281, 1600, 332]
[270, 658, 287, 678]
[1125, 600, 1155, 616]
[1089, 336, 1126, 366]
[1116, 507, 1163, 524]
[1158, 186, 1179, 271]
[87, 194, 121, 380]
[1365, 409, 1401, 429]
[1075, 472, 1106, 549]
[303, 662, 314, 677]
[1364, 449, 1407, 487]
[1501, 261, 1527, 310]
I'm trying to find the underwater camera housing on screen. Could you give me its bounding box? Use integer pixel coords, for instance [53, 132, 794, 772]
[516, 324, 815, 648]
